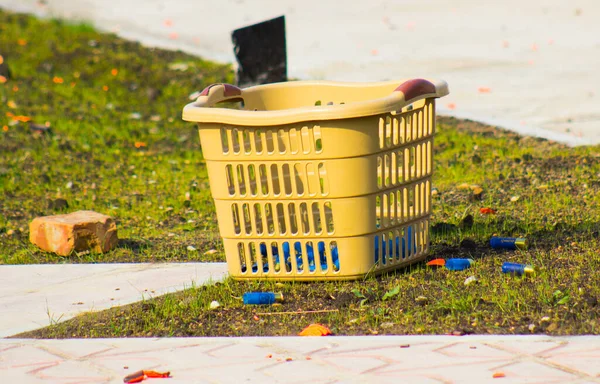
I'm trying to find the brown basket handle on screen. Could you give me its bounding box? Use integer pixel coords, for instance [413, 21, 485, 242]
[197, 83, 244, 105]
[393, 79, 437, 101]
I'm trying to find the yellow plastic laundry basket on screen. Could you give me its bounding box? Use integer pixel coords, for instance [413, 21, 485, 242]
[182, 78, 449, 281]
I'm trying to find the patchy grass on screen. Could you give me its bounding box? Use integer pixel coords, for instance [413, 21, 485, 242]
[3, 10, 600, 337]
[17, 118, 600, 338]
[0, 10, 232, 263]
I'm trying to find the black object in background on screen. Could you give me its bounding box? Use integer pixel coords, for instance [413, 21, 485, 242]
[231, 16, 287, 87]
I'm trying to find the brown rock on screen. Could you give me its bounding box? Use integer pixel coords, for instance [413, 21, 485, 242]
[29, 210, 118, 256]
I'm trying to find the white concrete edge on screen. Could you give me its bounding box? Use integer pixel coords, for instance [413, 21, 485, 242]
[438, 110, 596, 147]
[4, 335, 599, 343]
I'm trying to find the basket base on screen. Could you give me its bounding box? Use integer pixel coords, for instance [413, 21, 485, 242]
[228, 253, 428, 281]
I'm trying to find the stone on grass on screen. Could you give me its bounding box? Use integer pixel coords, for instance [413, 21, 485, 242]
[29, 210, 118, 256]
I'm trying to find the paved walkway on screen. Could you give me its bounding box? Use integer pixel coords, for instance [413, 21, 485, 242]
[1, 263, 599, 383]
[2, 336, 600, 383]
[2, 0, 600, 146]
[0, 263, 228, 337]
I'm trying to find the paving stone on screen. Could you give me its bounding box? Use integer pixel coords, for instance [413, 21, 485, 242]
[495, 360, 581, 383]
[4, 337, 600, 384]
[29, 210, 117, 256]
[32, 360, 110, 383]
[492, 338, 567, 357]
[543, 342, 600, 377]
[0, 344, 62, 369]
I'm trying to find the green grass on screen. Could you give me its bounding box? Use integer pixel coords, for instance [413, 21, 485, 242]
[2, 9, 600, 337]
[0, 10, 232, 263]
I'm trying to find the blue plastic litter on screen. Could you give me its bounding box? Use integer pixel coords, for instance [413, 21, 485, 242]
[375, 227, 416, 263]
[242, 225, 418, 273]
[243, 292, 283, 305]
[445, 258, 473, 271]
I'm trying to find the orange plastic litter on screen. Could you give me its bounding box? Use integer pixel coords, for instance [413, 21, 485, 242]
[480, 207, 497, 215]
[426, 259, 446, 267]
[492, 372, 506, 378]
[123, 370, 170, 383]
[299, 323, 332, 336]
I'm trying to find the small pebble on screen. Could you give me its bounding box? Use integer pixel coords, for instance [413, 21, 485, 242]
[187, 245, 197, 251]
[168, 62, 189, 71]
[209, 300, 220, 309]
[464, 276, 478, 286]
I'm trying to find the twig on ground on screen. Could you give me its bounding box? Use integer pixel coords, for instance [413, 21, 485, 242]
[256, 309, 340, 316]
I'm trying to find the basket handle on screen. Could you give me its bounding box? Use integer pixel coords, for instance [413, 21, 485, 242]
[196, 83, 244, 106]
[393, 79, 437, 101]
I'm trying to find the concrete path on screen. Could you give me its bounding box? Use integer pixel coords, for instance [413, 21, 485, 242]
[0, 263, 228, 337]
[2, 336, 600, 383]
[2, 0, 600, 146]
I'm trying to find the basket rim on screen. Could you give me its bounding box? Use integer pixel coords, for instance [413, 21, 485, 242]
[182, 79, 448, 126]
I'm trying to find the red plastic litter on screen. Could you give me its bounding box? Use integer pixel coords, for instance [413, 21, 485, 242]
[426, 259, 446, 267]
[123, 372, 145, 384]
[144, 371, 170, 378]
[479, 207, 497, 215]
[123, 370, 170, 383]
